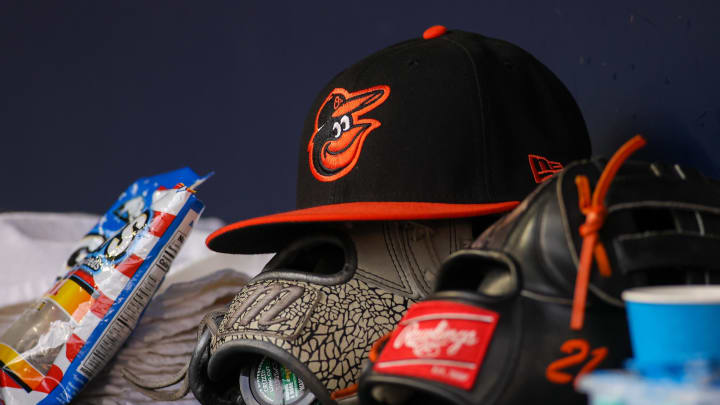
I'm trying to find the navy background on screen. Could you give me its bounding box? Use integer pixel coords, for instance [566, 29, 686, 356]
[1, 1, 718, 222]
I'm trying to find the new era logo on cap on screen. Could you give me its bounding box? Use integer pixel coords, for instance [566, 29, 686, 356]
[528, 154, 564, 183]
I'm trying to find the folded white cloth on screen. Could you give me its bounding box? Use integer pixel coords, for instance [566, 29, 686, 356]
[0, 212, 100, 307]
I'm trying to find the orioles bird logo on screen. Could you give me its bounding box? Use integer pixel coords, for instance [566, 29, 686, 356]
[308, 85, 390, 182]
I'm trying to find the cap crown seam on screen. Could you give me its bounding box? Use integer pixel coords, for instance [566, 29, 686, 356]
[440, 34, 492, 202]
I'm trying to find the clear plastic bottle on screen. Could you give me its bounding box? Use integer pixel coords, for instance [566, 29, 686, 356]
[0, 276, 89, 389]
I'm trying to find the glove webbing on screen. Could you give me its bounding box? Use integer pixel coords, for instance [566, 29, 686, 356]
[570, 135, 647, 330]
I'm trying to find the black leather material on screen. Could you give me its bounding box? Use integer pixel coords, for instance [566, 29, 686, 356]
[188, 317, 243, 405]
[476, 158, 720, 304]
[207, 339, 336, 405]
[251, 231, 358, 286]
[359, 158, 720, 405]
[359, 296, 629, 405]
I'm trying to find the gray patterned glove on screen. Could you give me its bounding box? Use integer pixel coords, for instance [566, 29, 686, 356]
[192, 220, 475, 405]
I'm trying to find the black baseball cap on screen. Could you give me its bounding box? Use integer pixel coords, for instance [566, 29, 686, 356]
[208, 26, 591, 254]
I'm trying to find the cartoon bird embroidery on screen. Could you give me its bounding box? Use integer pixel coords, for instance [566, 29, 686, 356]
[308, 85, 390, 182]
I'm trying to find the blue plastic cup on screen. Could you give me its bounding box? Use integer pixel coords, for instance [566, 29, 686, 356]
[622, 286, 720, 378]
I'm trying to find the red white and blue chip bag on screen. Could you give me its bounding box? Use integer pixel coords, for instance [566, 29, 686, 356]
[0, 168, 208, 404]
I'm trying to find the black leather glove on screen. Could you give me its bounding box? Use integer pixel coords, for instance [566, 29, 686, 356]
[359, 137, 720, 405]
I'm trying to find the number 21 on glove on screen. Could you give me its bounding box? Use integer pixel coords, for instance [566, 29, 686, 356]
[545, 339, 608, 385]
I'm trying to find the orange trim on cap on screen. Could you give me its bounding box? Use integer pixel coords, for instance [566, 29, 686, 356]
[206, 200, 519, 247]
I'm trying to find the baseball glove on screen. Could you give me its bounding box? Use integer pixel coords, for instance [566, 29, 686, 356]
[188, 219, 478, 405]
[358, 136, 720, 405]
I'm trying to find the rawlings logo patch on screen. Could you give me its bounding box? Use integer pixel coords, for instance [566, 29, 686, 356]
[374, 300, 498, 390]
[393, 320, 479, 357]
[308, 85, 390, 182]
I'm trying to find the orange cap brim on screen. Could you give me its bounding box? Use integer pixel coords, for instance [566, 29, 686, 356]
[206, 201, 519, 254]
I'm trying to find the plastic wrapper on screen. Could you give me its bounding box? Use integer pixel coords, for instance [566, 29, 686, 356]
[579, 366, 720, 405]
[0, 168, 207, 404]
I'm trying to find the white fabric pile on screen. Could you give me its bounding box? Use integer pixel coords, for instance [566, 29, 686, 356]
[0, 212, 272, 404]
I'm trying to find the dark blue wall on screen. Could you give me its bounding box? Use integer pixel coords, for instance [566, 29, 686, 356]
[1, 1, 718, 222]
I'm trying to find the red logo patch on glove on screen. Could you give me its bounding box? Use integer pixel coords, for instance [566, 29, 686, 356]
[373, 300, 499, 390]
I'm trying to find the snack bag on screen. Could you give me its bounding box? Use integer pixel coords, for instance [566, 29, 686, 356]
[0, 168, 208, 404]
